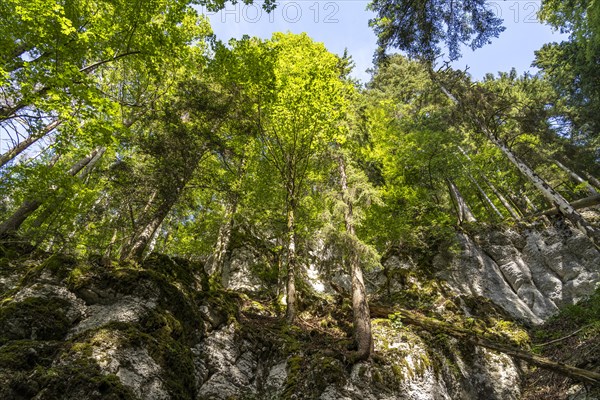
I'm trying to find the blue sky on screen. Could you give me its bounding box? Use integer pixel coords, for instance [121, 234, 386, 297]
[201, 0, 567, 83]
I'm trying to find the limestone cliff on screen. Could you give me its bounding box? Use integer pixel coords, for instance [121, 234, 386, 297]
[0, 217, 599, 399]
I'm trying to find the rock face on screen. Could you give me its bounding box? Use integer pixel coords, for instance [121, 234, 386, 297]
[436, 219, 600, 325]
[0, 246, 527, 400]
[223, 218, 600, 327]
[0, 217, 599, 399]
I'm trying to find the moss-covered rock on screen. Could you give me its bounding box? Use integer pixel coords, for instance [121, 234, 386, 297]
[0, 296, 72, 344]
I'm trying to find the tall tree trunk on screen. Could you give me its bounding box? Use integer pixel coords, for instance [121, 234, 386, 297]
[447, 178, 477, 224]
[0, 120, 61, 168]
[537, 194, 600, 216]
[456, 146, 519, 220]
[490, 136, 599, 245]
[285, 198, 297, 324]
[554, 159, 598, 196]
[145, 221, 162, 256]
[209, 157, 247, 277]
[0, 199, 44, 237]
[105, 229, 119, 259]
[0, 148, 100, 236]
[120, 199, 172, 262]
[481, 176, 522, 220]
[468, 174, 503, 220]
[522, 192, 539, 213]
[337, 154, 372, 361]
[583, 171, 600, 191]
[209, 200, 237, 277]
[30, 147, 106, 229]
[439, 84, 599, 246]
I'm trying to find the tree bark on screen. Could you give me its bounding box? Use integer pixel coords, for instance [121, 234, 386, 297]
[285, 198, 297, 324]
[210, 202, 237, 277]
[0, 120, 61, 168]
[481, 176, 522, 220]
[0, 148, 101, 236]
[337, 155, 372, 361]
[120, 198, 172, 262]
[535, 194, 600, 217]
[468, 174, 504, 220]
[554, 159, 598, 196]
[31, 147, 106, 229]
[209, 157, 248, 278]
[583, 171, 600, 191]
[104, 229, 119, 259]
[0, 199, 44, 237]
[522, 192, 539, 213]
[456, 146, 519, 220]
[447, 178, 477, 224]
[490, 136, 599, 246]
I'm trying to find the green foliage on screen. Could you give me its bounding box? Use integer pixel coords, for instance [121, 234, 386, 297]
[368, 0, 505, 60]
[553, 286, 600, 326]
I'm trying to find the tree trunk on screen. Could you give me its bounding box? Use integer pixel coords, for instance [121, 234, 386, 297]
[536, 194, 600, 217]
[468, 174, 504, 220]
[583, 171, 600, 191]
[145, 221, 162, 256]
[481, 176, 522, 220]
[0, 148, 100, 236]
[438, 84, 599, 246]
[120, 200, 172, 262]
[490, 136, 599, 246]
[447, 178, 477, 224]
[337, 154, 372, 361]
[456, 146, 518, 220]
[0, 120, 61, 168]
[209, 200, 237, 277]
[0, 199, 44, 236]
[105, 229, 119, 259]
[209, 157, 247, 277]
[285, 199, 297, 324]
[31, 147, 106, 229]
[522, 192, 539, 213]
[554, 159, 598, 196]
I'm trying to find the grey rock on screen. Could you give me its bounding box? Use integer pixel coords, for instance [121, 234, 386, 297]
[196, 324, 258, 399]
[199, 305, 226, 331]
[91, 332, 169, 399]
[264, 361, 288, 398]
[69, 295, 157, 337]
[438, 224, 600, 324]
[222, 247, 264, 292]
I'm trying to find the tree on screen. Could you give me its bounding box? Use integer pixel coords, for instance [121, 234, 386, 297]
[257, 33, 346, 323]
[368, 0, 504, 61]
[362, 55, 461, 252]
[535, 1, 600, 151]
[0, 147, 103, 237]
[434, 68, 600, 246]
[534, 41, 600, 144]
[0, 0, 211, 168]
[119, 79, 233, 262]
[204, 37, 277, 278]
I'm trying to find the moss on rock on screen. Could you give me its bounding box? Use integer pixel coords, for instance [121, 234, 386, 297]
[0, 297, 71, 344]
